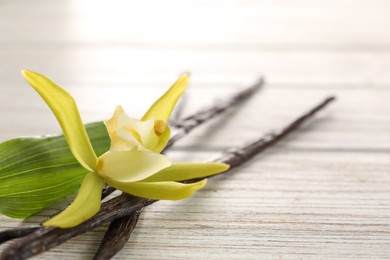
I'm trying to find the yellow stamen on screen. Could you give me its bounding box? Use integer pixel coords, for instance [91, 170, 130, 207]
[154, 120, 166, 136]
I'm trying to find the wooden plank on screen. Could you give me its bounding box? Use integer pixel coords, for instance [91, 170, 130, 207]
[2, 48, 390, 85]
[0, 0, 389, 259]
[1, 150, 389, 259]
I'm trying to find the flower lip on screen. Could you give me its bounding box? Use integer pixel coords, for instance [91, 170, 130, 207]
[96, 148, 172, 182]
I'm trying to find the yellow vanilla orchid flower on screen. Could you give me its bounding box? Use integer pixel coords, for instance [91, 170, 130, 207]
[21, 70, 229, 228]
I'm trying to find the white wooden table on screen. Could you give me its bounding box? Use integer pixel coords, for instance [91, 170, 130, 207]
[1, 0, 390, 259]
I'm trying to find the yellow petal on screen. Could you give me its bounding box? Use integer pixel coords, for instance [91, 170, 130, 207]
[43, 172, 105, 228]
[142, 162, 230, 182]
[21, 70, 97, 172]
[141, 73, 188, 122]
[97, 149, 171, 182]
[107, 179, 208, 200]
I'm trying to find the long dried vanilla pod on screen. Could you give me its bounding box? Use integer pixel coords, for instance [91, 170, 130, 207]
[167, 77, 264, 147]
[0, 96, 335, 260]
[0, 227, 39, 245]
[92, 96, 335, 259]
[215, 96, 336, 167]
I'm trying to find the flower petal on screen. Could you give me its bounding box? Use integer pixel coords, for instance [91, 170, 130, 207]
[21, 70, 97, 172]
[105, 106, 170, 152]
[107, 179, 208, 200]
[142, 162, 230, 182]
[104, 106, 142, 151]
[142, 73, 188, 122]
[97, 149, 171, 182]
[43, 172, 104, 228]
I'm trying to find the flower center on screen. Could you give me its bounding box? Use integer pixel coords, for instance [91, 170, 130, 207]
[154, 120, 166, 136]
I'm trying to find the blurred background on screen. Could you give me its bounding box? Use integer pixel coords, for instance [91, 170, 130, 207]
[1, 0, 389, 140]
[1, 0, 390, 142]
[1, 0, 390, 259]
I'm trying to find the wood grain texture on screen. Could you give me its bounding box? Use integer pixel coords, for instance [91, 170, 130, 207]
[0, 0, 389, 259]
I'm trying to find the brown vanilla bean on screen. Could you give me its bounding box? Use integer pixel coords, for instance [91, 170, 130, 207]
[0, 227, 39, 245]
[0, 96, 335, 260]
[215, 96, 336, 168]
[92, 211, 142, 260]
[93, 95, 336, 259]
[0, 78, 263, 247]
[167, 77, 264, 147]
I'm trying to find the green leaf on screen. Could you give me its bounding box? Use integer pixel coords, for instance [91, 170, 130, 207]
[0, 122, 110, 218]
